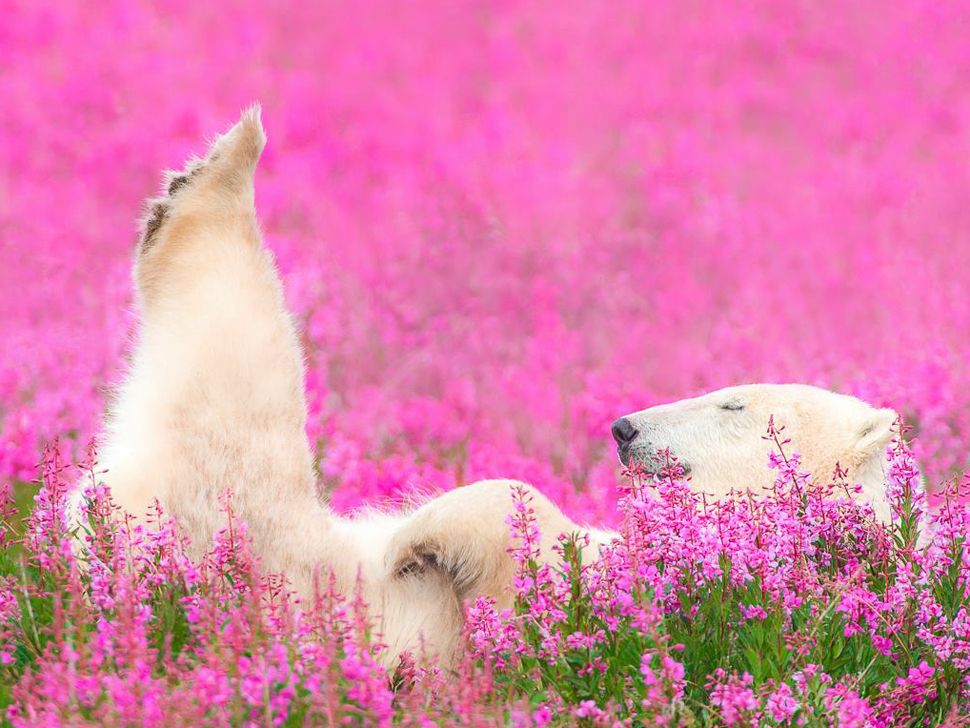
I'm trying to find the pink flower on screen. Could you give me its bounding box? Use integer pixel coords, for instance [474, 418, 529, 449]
[765, 683, 799, 722]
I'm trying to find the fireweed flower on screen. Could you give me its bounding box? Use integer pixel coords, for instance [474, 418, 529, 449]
[708, 670, 759, 725]
[0, 579, 19, 666]
[764, 682, 799, 722]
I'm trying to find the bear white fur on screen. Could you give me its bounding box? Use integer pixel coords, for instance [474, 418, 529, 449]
[88, 109, 604, 667]
[613, 383, 899, 521]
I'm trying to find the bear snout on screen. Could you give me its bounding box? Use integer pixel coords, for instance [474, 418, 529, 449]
[611, 417, 639, 446]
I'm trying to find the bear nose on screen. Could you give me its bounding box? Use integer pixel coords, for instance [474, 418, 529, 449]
[611, 418, 639, 446]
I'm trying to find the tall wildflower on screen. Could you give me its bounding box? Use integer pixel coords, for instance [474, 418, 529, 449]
[885, 420, 927, 549]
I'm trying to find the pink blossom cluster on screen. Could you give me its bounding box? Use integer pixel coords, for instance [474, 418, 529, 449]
[5, 448, 499, 725]
[462, 434, 970, 724]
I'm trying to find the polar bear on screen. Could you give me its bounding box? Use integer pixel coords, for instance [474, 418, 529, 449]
[611, 383, 899, 521]
[87, 108, 605, 667]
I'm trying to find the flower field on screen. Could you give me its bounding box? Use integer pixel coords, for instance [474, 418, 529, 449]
[2, 0, 970, 724]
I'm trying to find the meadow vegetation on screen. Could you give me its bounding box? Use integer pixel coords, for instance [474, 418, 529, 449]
[2, 1, 970, 723]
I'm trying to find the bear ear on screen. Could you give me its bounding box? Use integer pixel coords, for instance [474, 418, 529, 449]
[854, 407, 898, 461]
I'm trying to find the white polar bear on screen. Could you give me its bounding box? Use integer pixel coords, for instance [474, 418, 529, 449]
[611, 383, 899, 521]
[88, 108, 604, 668]
[85, 109, 906, 670]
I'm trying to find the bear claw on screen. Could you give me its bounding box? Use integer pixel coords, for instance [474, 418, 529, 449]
[140, 200, 169, 254]
[137, 106, 264, 256]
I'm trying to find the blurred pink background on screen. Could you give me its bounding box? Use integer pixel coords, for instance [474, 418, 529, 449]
[3, 1, 970, 520]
